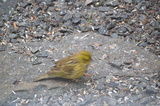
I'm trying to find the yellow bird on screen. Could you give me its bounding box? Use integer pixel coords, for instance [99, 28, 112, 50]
[34, 51, 92, 81]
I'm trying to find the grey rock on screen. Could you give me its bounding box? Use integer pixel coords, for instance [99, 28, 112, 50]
[0, 21, 3, 27]
[72, 18, 81, 24]
[38, 15, 45, 20]
[33, 6, 42, 13]
[124, 0, 132, 3]
[63, 14, 72, 21]
[111, 33, 118, 38]
[99, 7, 110, 12]
[45, 0, 53, 6]
[37, 0, 43, 4]
[80, 19, 86, 24]
[9, 33, 18, 39]
[41, 23, 49, 31]
[144, 89, 157, 95]
[30, 47, 40, 54]
[21, 2, 31, 8]
[70, 95, 78, 102]
[52, 32, 64, 38]
[93, 25, 100, 30]
[58, 98, 65, 105]
[107, 23, 115, 30]
[12, 16, 19, 21]
[106, 97, 117, 105]
[111, 15, 123, 19]
[0, 32, 160, 106]
[34, 20, 41, 26]
[139, 42, 147, 47]
[117, 27, 128, 33]
[10, 38, 19, 43]
[59, 10, 66, 16]
[51, 12, 58, 18]
[140, 97, 151, 105]
[147, 38, 155, 44]
[108, 81, 118, 88]
[85, 0, 94, 5]
[32, 59, 42, 65]
[9, 26, 18, 33]
[79, 25, 89, 32]
[59, 28, 72, 33]
[17, 22, 27, 27]
[0, 45, 6, 52]
[105, 0, 120, 6]
[43, 96, 51, 104]
[78, 96, 92, 105]
[1, 14, 10, 21]
[139, 14, 147, 21]
[47, 7, 54, 11]
[98, 27, 108, 35]
[135, 3, 142, 9]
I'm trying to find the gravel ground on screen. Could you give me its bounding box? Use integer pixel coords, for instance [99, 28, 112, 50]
[0, 0, 159, 56]
[0, 0, 22, 16]
[0, 0, 160, 106]
[0, 33, 160, 106]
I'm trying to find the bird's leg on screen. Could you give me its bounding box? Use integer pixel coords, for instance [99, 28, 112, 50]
[83, 73, 92, 78]
[72, 79, 82, 82]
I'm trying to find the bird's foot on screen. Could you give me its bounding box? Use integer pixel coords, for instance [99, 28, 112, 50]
[83, 73, 92, 78]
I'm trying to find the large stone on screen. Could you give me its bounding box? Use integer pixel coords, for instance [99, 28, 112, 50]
[0, 32, 159, 105]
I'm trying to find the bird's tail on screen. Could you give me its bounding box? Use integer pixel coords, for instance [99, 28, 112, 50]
[34, 73, 51, 82]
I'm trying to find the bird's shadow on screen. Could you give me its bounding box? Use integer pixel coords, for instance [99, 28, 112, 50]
[34, 77, 89, 84]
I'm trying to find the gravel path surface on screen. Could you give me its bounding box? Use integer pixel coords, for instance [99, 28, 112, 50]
[0, 0, 160, 106]
[0, 0, 22, 16]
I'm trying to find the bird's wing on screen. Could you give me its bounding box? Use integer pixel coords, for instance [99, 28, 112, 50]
[61, 65, 74, 75]
[61, 59, 78, 75]
[55, 57, 71, 67]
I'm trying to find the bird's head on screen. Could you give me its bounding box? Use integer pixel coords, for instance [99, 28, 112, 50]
[77, 51, 92, 64]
